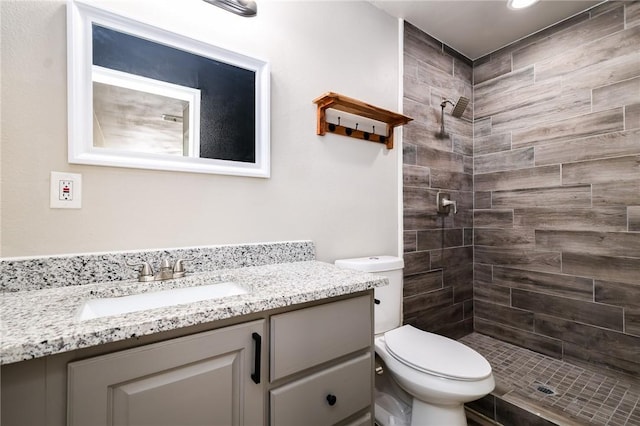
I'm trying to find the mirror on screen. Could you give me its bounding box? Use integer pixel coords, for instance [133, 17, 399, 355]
[68, 1, 270, 177]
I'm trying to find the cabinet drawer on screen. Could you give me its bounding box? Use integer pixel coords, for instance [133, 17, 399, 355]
[270, 353, 372, 426]
[270, 295, 372, 380]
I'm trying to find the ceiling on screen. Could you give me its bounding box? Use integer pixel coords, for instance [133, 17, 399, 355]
[371, 0, 604, 60]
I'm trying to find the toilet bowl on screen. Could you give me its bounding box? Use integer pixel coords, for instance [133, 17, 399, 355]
[335, 256, 495, 426]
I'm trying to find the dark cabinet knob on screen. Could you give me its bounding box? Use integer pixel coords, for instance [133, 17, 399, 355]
[326, 394, 337, 406]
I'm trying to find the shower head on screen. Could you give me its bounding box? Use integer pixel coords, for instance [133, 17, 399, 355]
[202, 0, 257, 17]
[440, 96, 469, 118]
[451, 97, 469, 118]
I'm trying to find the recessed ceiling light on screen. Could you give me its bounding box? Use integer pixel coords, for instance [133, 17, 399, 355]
[507, 0, 540, 10]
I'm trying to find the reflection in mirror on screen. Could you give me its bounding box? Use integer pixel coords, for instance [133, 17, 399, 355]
[68, 0, 270, 177]
[92, 66, 201, 157]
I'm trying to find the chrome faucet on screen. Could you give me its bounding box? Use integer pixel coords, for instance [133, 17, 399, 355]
[126, 258, 195, 282]
[437, 192, 457, 215]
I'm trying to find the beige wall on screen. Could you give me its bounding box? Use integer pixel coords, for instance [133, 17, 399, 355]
[0, 0, 401, 260]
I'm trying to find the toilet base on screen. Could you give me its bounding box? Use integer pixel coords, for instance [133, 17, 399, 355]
[411, 398, 467, 426]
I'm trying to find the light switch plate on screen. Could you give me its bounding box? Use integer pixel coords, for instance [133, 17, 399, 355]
[50, 171, 82, 208]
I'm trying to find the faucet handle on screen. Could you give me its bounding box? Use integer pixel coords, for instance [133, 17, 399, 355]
[173, 257, 196, 278]
[125, 260, 155, 282]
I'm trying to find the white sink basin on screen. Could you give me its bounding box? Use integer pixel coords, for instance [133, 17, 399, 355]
[77, 282, 248, 321]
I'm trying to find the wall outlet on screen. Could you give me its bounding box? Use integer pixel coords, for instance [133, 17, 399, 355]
[50, 172, 82, 209]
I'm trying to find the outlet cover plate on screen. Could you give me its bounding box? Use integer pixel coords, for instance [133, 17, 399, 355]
[50, 171, 82, 208]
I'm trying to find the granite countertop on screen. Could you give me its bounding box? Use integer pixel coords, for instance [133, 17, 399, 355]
[0, 260, 386, 365]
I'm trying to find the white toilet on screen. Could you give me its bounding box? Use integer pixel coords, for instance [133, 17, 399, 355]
[335, 256, 495, 426]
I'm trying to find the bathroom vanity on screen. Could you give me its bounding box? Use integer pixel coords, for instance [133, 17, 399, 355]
[0, 242, 384, 426]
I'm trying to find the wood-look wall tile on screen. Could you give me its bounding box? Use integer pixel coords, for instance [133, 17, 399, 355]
[593, 180, 640, 205]
[595, 279, 640, 309]
[491, 185, 591, 209]
[444, 263, 473, 298]
[417, 228, 463, 251]
[475, 66, 534, 100]
[474, 147, 534, 174]
[403, 98, 435, 127]
[475, 299, 534, 331]
[426, 317, 474, 340]
[514, 207, 628, 231]
[475, 79, 559, 120]
[404, 25, 453, 76]
[535, 129, 640, 166]
[404, 231, 417, 253]
[464, 228, 473, 246]
[431, 246, 473, 269]
[563, 341, 640, 377]
[416, 146, 464, 172]
[475, 317, 563, 359]
[562, 155, 640, 185]
[473, 52, 512, 85]
[404, 54, 419, 79]
[593, 76, 640, 112]
[534, 314, 640, 374]
[536, 25, 640, 82]
[404, 287, 453, 316]
[474, 246, 561, 273]
[463, 299, 473, 320]
[491, 90, 592, 135]
[403, 165, 430, 188]
[475, 165, 561, 192]
[492, 267, 593, 301]
[430, 170, 473, 192]
[627, 103, 640, 130]
[626, 309, 640, 337]
[474, 133, 511, 156]
[474, 282, 511, 306]
[474, 117, 492, 138]
[404, 121, 452, 151]
[453, 135, 473, 156]
[474, 192, 492, 209]
[474, 228, 535, 248]
[414, 304, 464, 332]
[512, 108, 624, 149]
[419, 61, 470, 97]
[512, 289, 623, 331]
[474, 209, 514, 228]
[403, 251, 431, 276]
[474, 263, 493, 284]
[629, 206, 640, 231]
[404, 270, 443, 297]
[405, 22, 442, 51]
[404, 74, 432, 104]
[463, 155, 473, 174]
[404, 210, 454, 231]
[562, 252, 640, 285]
[628, 1, 640, 28]
[454, 57, 473, 82]
[403, 143, 416, 165]
[404, 187, 438, 211]
[560, 52, 640, 94]
[512, 6, 624, 70]
[535, 230, 640, 258]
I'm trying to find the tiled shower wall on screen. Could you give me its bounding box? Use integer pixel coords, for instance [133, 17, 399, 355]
[472, 1, 640, 376]
[402, 23, 474, 339]
[403, 1, 640, 376]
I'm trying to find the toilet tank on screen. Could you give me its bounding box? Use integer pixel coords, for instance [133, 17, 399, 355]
[334, 256, 404, 335]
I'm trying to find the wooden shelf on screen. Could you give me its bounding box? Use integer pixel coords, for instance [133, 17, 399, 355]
[313, 92, 413, 149]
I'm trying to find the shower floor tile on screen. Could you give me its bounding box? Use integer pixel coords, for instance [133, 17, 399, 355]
[460, 333, 640, 426]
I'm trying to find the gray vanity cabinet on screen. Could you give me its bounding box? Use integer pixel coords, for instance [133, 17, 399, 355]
[67, 319, 266, 426]
[269, 295, 373, 426]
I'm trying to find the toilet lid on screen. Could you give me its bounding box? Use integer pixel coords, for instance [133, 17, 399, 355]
[384, 325, 492, 381]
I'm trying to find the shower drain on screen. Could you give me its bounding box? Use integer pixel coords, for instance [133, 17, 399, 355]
[535, 384, 557, 395]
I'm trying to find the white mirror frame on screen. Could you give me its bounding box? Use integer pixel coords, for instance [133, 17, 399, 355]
[67, 0, 271, 177]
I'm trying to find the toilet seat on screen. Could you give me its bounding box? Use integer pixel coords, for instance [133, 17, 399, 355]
[384, 325, 492, 381]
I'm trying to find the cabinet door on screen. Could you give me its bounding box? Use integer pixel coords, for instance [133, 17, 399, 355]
[68, 320, 265, 426]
